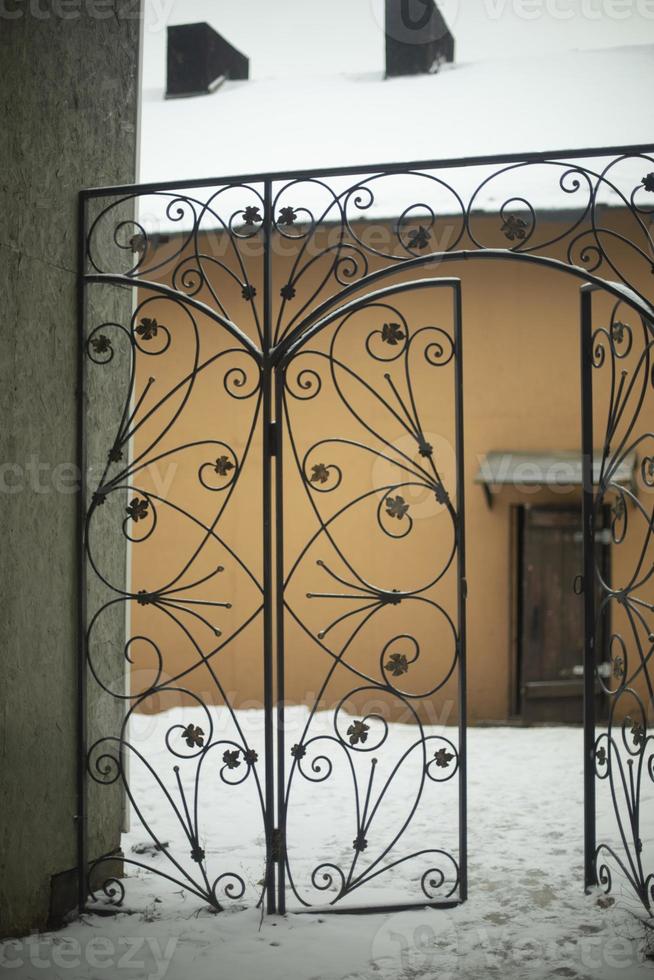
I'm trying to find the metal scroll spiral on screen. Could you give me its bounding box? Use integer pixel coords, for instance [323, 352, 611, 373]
[85, 156, 654, 358]
[590, 300, 654, 915]
[281, 298, 461, 907]
[267, 155, 654, 347]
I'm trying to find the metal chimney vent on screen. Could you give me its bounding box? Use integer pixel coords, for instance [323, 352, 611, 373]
[166, 22, 249, 99]
[385, 0, 455, 78]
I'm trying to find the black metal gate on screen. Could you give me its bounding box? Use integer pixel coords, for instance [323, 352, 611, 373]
[580, 285, 654, 916]
[78, 145, 653, 917]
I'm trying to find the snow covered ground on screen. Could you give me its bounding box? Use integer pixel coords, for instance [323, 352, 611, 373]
[2, 711, 653, 980]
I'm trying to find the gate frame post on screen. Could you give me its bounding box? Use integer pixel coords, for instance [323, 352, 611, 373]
[76, 190, 89, 913]
[274, 361, 287, 915]
[262, 177, 278, 914]
[580, 284, 597, 892]
[453, 281, 468, 903]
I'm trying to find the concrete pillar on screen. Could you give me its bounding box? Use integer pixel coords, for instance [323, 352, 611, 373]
[0, 0, 141, 936]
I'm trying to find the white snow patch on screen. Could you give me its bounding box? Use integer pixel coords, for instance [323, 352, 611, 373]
[2, 709, 652, 980]
[139, 44, 654, 194]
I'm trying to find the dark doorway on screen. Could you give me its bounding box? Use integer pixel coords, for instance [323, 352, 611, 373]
[518, 506, 609, 723]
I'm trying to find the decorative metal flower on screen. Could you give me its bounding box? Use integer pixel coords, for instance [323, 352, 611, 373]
[92, 491, 106, 507]
[278, 206, 298, 226]
[223, 749, 241, 769]
[241, 284, 257, 301]
[407, 225, 431, 250]
[612, 496, 625, 521]
[243, 748, 258, 765]
[90, 334, 111, 354]
[280, 283, 296, 300]
[182, 724, 205, 749]
[129, 232, 146, 254]
[386, 495, 409, 520]
[137, 590, 153, 606]
[309, 463, 330, 485]
[135, 317, 159, 341]
[418, 439, 433, 458]
[611, 321, 627, 343]
[595, 745, 607, 766]
[631, 721, 646, 747]
[612, 656, 625, 679]
[347, 720, 370, 746]
[190, 844, 205, 863]
[434, 747, 454, 768]
[108, 445, 123, 463]
[501, 214, 528, 241]
[242, 206, 263, 226]
[352, 832, 368, 852]
[126, 496, 149, 522]
[641, 173, 654, 193]
[381, 321, 405, 345]
[385, 652, 409, 677]
[434, 482, 449, 505]
[214, 455, 235, 476]
[290, 743, 306, 760]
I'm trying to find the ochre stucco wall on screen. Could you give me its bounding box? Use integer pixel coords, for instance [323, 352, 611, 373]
[126, 212, 653, 726]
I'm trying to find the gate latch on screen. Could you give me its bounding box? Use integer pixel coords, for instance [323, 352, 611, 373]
[268, 420, 278, 456]
[271, 827, 285, 862]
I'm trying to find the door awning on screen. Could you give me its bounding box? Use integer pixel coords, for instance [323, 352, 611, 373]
[474, 451, 637, 508]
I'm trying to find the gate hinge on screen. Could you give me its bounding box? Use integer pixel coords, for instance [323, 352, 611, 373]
[268, 420, 278, 456]
[271, 827, 285, 862]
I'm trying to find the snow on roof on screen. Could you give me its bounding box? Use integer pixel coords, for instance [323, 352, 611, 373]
[141, 0, 654, 88]
[136, 1, 653, 227]
[139, 43, 653, 209]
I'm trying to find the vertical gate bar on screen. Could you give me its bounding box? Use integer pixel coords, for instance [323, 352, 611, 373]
[262, 178, 277, 913]
[453, 281, 468, 902]
[76, 191, 89, 911]
[580, 285, 597, 891]
[274, 364, 286, 914]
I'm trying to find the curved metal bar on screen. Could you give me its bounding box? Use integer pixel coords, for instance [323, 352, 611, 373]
[275, 252, 654, 364]
[84, 273, 262, 360]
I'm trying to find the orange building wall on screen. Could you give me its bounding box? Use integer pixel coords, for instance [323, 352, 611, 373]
[126, 213, 653, 724]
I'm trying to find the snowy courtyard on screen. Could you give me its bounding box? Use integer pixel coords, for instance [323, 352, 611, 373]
[2, 710, 652, 980]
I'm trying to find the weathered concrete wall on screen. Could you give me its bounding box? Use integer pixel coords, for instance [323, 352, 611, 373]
[0, 2, 140, 936]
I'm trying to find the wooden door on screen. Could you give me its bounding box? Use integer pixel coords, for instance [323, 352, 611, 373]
[519, 507, 605, 723]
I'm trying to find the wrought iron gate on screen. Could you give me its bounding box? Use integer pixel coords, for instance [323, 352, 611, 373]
[580, 285, 654, 916]
[78, 145, 653, 917]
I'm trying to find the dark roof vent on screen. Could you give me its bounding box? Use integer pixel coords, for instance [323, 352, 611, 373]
[166, 22, 249, 99]
[385, 0, 454, 78]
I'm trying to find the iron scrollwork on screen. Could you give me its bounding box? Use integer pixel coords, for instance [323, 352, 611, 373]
[588, 298, 654, 915]
[81, 145, 654, 915]
[83, 199, 267, 909]
[277, 283, 463, 909]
